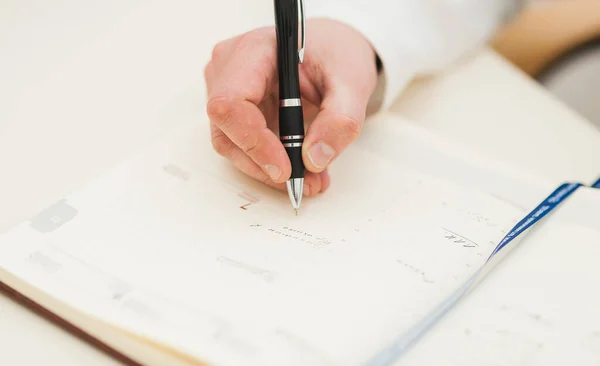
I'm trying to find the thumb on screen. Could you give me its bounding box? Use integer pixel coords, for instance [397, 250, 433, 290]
[302, 79, 372, 173]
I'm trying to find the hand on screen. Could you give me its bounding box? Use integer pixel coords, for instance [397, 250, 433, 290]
[204, 19, 378, 196]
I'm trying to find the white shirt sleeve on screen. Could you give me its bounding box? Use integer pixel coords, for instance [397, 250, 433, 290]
[305, 0, 524, 109]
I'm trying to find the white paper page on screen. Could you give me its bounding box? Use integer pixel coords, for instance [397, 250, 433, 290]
[397, 187, 600, 366]
[0, 118, 533, 366]
[358, 113, 555, 210]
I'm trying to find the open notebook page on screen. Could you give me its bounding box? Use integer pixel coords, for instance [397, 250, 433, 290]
[0, 115, 541, 366]
[356, 113, 555, 210]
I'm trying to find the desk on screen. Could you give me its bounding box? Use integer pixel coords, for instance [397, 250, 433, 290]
[1, 1, 599, 365]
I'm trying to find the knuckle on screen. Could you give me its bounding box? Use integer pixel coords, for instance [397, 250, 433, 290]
[203, 62, 212, 80]
[238, 31, 275, 64]
[237, 31, 261, 48]
[211, 130, 234, 158]
[239, 132, 260, 155]
[211, 41, 228, 60]
[206, 96, 233, 127]
[203, 62, 214, 88]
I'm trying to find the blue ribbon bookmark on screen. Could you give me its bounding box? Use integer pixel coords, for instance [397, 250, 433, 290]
[365, 178, 598, 366]
[487, 182, 582, 258]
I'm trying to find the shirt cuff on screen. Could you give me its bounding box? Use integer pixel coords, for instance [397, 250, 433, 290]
[305, 2, 418, 111]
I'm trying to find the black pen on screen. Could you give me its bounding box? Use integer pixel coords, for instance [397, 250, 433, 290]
[274, 0, 305, 215]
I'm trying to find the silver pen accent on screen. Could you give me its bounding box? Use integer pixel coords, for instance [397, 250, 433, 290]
[280, 98, 302, 107]
[280, 135, 304, 140]
[286, 178, 304, 215]
[298, 0, 305, 64]
[282, 142, 302, 148]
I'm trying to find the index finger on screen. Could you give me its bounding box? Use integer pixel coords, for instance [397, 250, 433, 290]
[206, 33, 291, 183]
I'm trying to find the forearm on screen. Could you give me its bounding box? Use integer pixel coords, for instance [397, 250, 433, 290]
[305, 0, 525, 108]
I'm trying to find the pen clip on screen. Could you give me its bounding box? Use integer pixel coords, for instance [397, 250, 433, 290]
[298, 0, 305, 63]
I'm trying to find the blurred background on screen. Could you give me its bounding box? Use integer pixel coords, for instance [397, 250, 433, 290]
[0, 1, 598, 364]
[492, 0, 600, 129]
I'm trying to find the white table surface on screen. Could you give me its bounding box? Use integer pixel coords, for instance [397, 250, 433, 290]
[1, 1, 599, 365]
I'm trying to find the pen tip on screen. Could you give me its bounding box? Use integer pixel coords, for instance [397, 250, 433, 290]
[295, 208, 299, 216]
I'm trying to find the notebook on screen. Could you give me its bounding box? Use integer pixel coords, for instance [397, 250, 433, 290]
[0, 109, 595, 366]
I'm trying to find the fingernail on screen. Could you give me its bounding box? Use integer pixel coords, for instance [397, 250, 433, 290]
[264, 164, 281, 180]
[303, 182, 311, 196]
[308, 142, 335, 169]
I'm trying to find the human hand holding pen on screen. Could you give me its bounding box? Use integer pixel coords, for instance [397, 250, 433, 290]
[204, 19, 378, 196]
